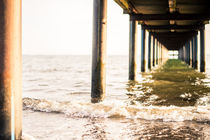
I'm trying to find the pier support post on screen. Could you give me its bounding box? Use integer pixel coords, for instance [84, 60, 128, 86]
[200, 27, 206, 72]
[180, 47, 183, 61]
[129, 19, 137, 79]
[191, 38, 194, 67]
[190, 39, 193, 67]
[193, 35, 198, 69]
[141, 27, 146, 72]
[91, 0, 107, 103]
[148, 32, 151, 70]
[187, 41, 190, 65]
[156, 41, 158, 65]
[152, 37, 155, 67]
[161, 45, 162, 63]
[0, 0, 22, 139]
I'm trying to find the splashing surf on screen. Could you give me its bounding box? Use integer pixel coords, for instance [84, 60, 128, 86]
[23, 96, 210, 123]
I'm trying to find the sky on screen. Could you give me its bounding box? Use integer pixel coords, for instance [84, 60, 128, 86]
[22, 0, 210, 55]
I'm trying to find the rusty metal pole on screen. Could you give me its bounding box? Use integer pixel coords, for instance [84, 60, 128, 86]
[200, 27, 206, 72]
[129, 18, 137, 80]
[0, 0, 22, 139]
[91, 0, 107, 103]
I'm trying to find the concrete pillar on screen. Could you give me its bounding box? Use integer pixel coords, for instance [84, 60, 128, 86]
[152, 37, 155, 67]
[193, 35, 198, 69]
[200, 27, 206, 72]
[141, 28, 146, 72]
[91, 0, 107, 103]
[0, 0, 22, 139]
[129, 19, 137, 79]
[148, 32, 151, 70]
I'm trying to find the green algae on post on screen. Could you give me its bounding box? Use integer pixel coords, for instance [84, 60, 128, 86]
[126, 59, 210, 107]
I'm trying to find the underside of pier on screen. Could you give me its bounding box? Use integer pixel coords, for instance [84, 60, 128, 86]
[115, 0, 210, 50]
[91, 0, 210, 103]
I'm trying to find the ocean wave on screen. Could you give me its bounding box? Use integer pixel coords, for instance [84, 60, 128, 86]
[22, 133, 36, 140]
[23, 97, 210, 123]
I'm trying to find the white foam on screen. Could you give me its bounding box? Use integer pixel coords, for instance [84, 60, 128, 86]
[22, 133, 36, 140]
[23, 97, 210, 123]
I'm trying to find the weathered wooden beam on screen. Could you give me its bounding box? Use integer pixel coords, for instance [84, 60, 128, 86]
[142, 25, 204, 30]
[114, 0, 137, 13]
[130, 13, 210, 20]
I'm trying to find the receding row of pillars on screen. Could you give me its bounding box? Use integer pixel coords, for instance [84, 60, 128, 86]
[91, 0, 169, 105]
[130, 20, 169, 81]
[178, 27, 206, 72]
[0, 0, 206, 139]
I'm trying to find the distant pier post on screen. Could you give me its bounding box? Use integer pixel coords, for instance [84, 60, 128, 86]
[181, 48, 183, 60]
[156, 41, 158, 65]
[141, 27, 146, 72]
[160, 44, 163, 64]
[152, 37, 155, 67]
[181, 47, 183, 61]
[200, 26, 206, 72]
[183, 45, 186, 62]
[148, 32, 151, 70]
[187, 41, 190, 65]
[158, 43, 160, 64]
[129, 19, 137, 80]
[193, 35, 198, 69]
[191, 38, 194, 67]
[0, 0, 22, 139]
[190, 39, 193, 67]
[91, 0, 107, 103]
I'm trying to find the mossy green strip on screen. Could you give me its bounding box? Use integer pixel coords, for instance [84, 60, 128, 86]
[126, 59, 210, 106]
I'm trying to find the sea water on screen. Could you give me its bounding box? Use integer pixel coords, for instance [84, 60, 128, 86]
[22, 55, 210, 140]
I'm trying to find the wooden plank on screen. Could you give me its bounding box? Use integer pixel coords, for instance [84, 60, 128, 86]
[130, 13, 210, 20]
[142, 25, 203, 30]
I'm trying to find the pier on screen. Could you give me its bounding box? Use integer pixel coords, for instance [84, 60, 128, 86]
[91, 0, 210, 103]
[0, 0, 209, 139]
